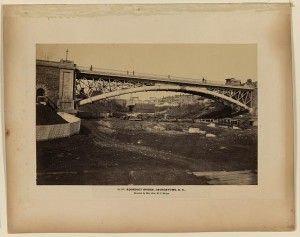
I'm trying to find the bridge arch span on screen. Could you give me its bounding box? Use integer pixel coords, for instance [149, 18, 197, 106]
[78, 85, 252, 112]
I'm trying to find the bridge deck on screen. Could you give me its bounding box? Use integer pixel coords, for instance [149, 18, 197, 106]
[75, 66, 255, 91]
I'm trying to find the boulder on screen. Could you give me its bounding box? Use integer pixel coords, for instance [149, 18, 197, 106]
[207, 123, 216, 128]
[232, 126, 241, 130]
[188, 127, 199, 133]
[219, 125, 228, 129]
[188, 127, 206, 134]
[206, 133, 216, 138]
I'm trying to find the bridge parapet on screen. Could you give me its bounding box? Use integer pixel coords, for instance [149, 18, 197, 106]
[75, 65, 255, 90]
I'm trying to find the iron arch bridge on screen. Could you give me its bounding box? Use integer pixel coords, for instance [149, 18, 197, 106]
[75, 66, 257, 112]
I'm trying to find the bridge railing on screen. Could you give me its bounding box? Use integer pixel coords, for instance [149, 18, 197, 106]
[75, 65, 228, 86]
[75, 65, 256, 89]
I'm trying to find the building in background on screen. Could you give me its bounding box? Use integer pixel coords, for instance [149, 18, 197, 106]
[156, 94, 205, 107]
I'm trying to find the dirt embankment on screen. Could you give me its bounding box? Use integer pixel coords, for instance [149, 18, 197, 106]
[94, 118, 256, 140]
[36, 104, 67, 125]
[85, 119, 257, 169]
[36, 118, 257, 185]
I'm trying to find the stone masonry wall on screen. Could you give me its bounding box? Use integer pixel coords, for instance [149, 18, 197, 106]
[36, 60, 60, 105]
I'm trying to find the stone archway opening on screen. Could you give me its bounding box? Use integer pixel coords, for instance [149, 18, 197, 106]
[36, 88, 45, 102]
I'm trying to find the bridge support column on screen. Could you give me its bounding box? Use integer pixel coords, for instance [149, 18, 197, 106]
[57, 60, 76, 112]
[250, 89, 258, 116]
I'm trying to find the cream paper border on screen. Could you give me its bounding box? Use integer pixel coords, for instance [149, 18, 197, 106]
[3, 3, 294, 233]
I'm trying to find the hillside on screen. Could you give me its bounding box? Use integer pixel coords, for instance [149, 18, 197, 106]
[78, 99, 245, 119]
[161, 102, 234, 119]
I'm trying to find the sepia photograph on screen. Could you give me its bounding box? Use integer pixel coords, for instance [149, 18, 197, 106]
[36, 44, 258, 185]
[3, 2, 295, 233]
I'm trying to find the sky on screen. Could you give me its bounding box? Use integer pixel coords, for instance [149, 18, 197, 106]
[36, 44, 257, 99]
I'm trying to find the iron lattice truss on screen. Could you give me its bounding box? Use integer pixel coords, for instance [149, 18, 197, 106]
[206, 87, 254, 107]
[75, 76, 255, 109]
[75, 77, 154, 99]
